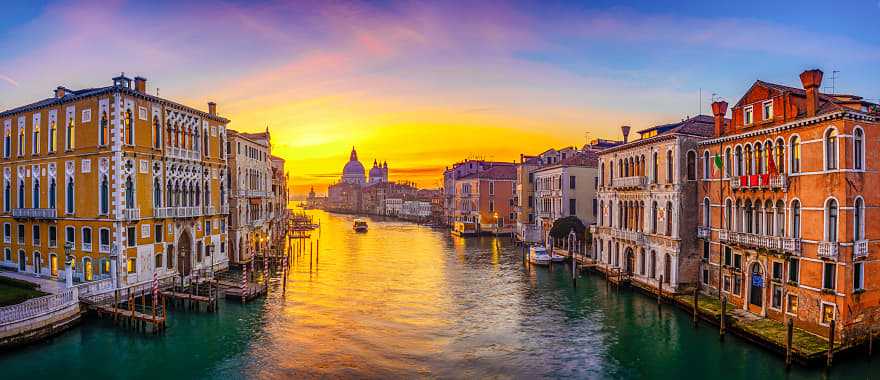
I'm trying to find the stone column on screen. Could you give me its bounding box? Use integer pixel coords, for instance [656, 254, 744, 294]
[65, 259, 73, 288]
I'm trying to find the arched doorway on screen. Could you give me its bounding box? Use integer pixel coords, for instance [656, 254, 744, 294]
[33, 253, 41, 274]
[624, 247, 634, 275]
[664, 254, 672, 284]
[177, 229, 192, 276]
[18, 250, 26, 271]
[749, 262, 764, 313]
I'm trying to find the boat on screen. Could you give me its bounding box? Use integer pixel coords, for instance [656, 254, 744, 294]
[550, 251, 566, 263]
[529, 246, 551, 266]
[353, 219, 368, 232]
[451, 221, 478, 237]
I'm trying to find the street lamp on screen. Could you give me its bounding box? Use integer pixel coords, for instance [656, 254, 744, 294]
[64, 241, 74, 288]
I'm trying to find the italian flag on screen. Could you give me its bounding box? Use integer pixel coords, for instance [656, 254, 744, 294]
[712, 153, 723, 178]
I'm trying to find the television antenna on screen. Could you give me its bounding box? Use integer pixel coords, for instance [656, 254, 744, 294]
[822, 70, 840, 94]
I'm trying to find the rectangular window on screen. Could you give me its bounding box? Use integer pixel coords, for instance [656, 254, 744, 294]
[48, 226, 56, 247]
[733, 253, 742, 270]
[592, 199, 597, 218]
[3, 223, 9, 243]
[127, 258, 136, 274]
[489, 201, 494, 213]
[702, 269, 709, 285]
[127, 226, 136, 247]
[32, 225, 40, 245]
[528, 172, 533, 183]
[569, 199, 576, 216]
[17, 224, 24, 244]
[788, 258, 799, 284]
[762, 101, 773, 120]
[155, 224, 163, 243]
[733, 275, 742, 296]
[787, 294, 798, 315]
[771, 284, 782, 310]
[205, 221, 212, 234]
[489, 182, 494, 195]
[722, 275, 731, 292]
[772, 261, 782, 281]
[724, 246, 732, 266]
[569, 175, 576, 189]
[854, 262, 864, 291]
[744, 106, 753, 125]
[65, 226, 74, 245]
[823, 262, 836, 290]
[703, 241, 710, 260]
[821, 303, 835, 325]
[82, 109, 91, 123]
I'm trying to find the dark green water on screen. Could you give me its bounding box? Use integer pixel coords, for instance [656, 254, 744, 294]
[2, 210, 876, 379]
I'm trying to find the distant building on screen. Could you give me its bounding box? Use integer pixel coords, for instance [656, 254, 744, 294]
[533, 150, 600, 241]
[452, 164, 517, 235]
[443, 160, 515, 226]
[227, 129, 272, 264]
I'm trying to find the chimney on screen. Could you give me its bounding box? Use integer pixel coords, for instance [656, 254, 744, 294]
[621, 125, 631, 143]
[711, 101, 728, 137]
[54, 86, 66, 98]
[799, 69, 823, 117]
[134, 76, 147, 93]
[208, 102, 217, 115]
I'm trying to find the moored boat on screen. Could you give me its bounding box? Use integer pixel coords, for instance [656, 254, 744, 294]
[353, 219, 368, 232]
[529, 246, 551, 266]
[451, 221, 478, 237]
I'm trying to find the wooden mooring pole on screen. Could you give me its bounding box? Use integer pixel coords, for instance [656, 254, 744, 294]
[785, 318, 793, 369]
[720, 296, 727, 340]
[827, 319, 836, 368]
[571, 254, 577, 288]
[692, 287, 698, 327]
[869, 328, 874, 360]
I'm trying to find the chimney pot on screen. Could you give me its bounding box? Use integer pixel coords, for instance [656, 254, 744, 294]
[799, 69, 823, 117]
[54, 86, 66, 98]
[208, 102, 217, 115]
[711, 101, 728, 137]
[621, 125, 631, 143]
[134, 76, 147, 93]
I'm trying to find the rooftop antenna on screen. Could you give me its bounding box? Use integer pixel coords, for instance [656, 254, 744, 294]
[156, 88, 160, 97]
[699, 88, 702, 115]
[584, 131, 591, 147]
[823, 70, 840, 94]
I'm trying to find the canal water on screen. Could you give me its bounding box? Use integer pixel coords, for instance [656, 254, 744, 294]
[2, 210, 877, 379]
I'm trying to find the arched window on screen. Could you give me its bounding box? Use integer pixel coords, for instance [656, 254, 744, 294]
[791, 200, 801, 238]
[166, 180, 173, 207]
[854, 128, 864, 170]
[724, 148, 732, 178]
[125, 176, 134, 209]
[195, 184, 201, 207]
[735, 199, 742, 232]
[32, 178, 39, 208]
[125, 109, 134, 145]
[17, 180, 24, 208]
[725, 199, 732, 230]
[666, 150, 673, 183]
[775, 200, 785, 237]
[624, 158, 629, 177]
[32, 121, 40, 154]
[154, 178, 162, 208]
[703, 198, 710, 227]
[3, 180, 10, 212]
[599, 163, 605, 186]
[826, 198, 838, 242]
[735, 146, 743, 176]
[755, 143, 764, 174]
[153, 118, 161, 149]
[755, 201, 764, 234]
[790, 136, 801, 173]
[652, 152, 658, 183]
[854, 197, 864, 241]
[48, 178, 56, 209]
[100, 175, 109, 214]
[665, 201, 673, 236]
[650, 251, 657, 278]
[774, 138, 785, 174]
[744, 200, 753, 234]
[825, 129, 838, 170]
[65, 178, 74, 213]
[65, 118, 75, 150]
[609, 160, 615, 180]
[745, 144, 753, 175]
[763, 200, 773, 236]
[684, 151, 695, 180]
[204, 182, 211, 207]
[99, 112, 108, 146]
[651, 201, 658, 233]
[49, 121, 57, 152]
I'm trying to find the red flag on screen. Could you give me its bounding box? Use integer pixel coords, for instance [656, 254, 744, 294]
[768, 154, 778, 176]
[750, 175, 759, 187]
[740, 175, 748, 187]
[761, 174, 770, 186]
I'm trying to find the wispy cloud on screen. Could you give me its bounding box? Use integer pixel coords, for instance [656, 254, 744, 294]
[0, 74, 18, 88]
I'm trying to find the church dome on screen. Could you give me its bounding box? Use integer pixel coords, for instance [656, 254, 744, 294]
[342, 147, 365, 184]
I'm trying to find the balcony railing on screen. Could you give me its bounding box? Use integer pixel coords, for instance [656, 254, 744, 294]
[612, 176, 648, 190]
[613, 228, 644, 244]
[718, 230, 801, 254]
[166, 146, 201, 161]
[82, 243, 92, 252]
[697, 226, 711, 239]
[818, 241, 838, 260]
[204, 206, 216, 215]
[120, 208, 140, 221]
[730, 174, 787, 191]
[99, 244, 111, 253]
[855, 240, 868, 259]
[155, 207, 175, 218]
[238, 189, 268, 198]
[12, 208, 57, 219]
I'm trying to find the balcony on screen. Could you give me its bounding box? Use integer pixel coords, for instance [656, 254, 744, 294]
[719, 230, 801, 255]
[818, 241, 838, 260]
[238, 189, 268, 198]
[730, 174, 787, 191]
[251, 219, 265, 227]
[855, 240, 868, 259]
[166, 146, 201, 161]
[12, 208, 56, 219]
[613, 228, 644, 244]
[120, 208, 140, 221]
[612, 176, 648, 190]
[155, 207, 175, 218]
[697, 226, 711, 239]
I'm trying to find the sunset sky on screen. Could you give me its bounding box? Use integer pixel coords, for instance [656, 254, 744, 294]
[1, 1, 879, 196]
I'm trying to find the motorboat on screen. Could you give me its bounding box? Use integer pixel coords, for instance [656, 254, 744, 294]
[353, 219, 368, 232]
[529, 246, 551, 266]
[550, 251, 566, 263]
[451, 221, 478, 237]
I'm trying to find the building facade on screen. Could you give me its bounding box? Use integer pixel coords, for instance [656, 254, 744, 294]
[698, 69, 880, 340]
[532, 151, 600, 242]
[452, 164, 516, 234]
[593, 117, 715, 294]
[269, 155, 289, 244]
[0, 74, 229, 287]
[443, 160, 515, 226]
[227, 130, 270, 264]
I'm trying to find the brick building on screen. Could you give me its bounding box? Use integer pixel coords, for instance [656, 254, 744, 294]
[698, 69, 880, 340]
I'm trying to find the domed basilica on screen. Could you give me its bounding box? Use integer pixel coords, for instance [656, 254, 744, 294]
[341, 147, 388, 185]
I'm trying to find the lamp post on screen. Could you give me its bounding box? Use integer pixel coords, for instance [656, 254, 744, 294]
[64, 242, 74, 288]
[110, 243, 119, 289]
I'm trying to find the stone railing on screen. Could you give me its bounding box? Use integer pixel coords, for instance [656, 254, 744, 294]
[251, 219, 265, 227]
[166, 146, 201, 161]
[74, 278, 114, 298]
[818, 241, 839, 260]
[12, 208, 57, 219]
[613, 229, 644, 244]
[120, 208, 140, 221]
[204, 206, 216, 215]
[155, 207, 174, 218]
[0, 288, 78, 327]
[697, 226, 711, 239]
[238, 189, 268, 198]
[612, 176, 648, 190]
[855, 240, 868, 259]
[719, 230, 801, 254]
[730, 174, 787, 191]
